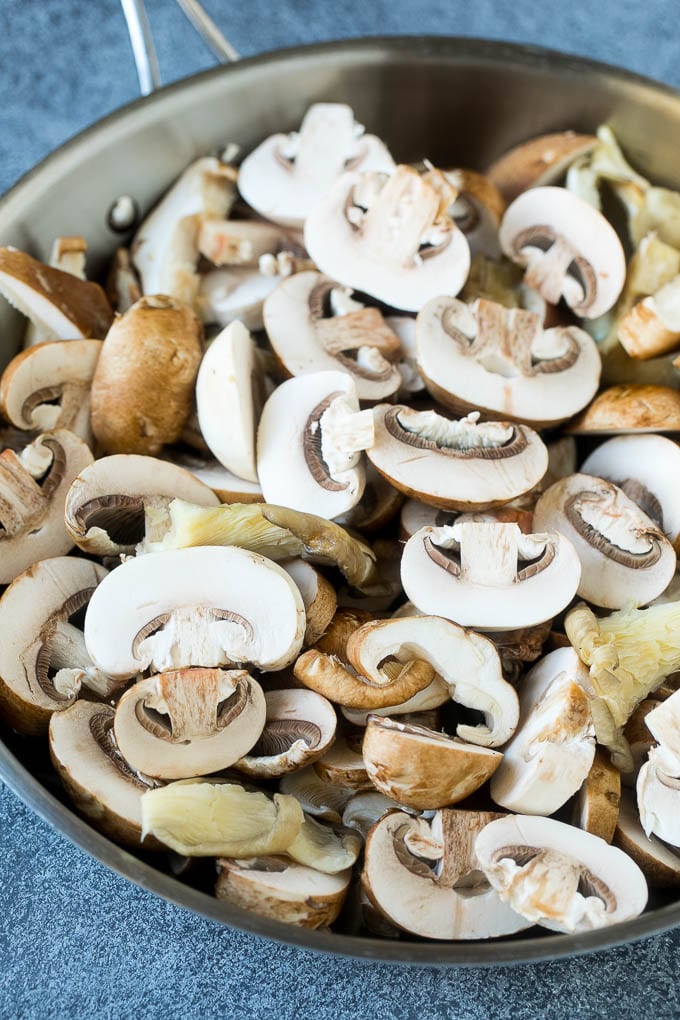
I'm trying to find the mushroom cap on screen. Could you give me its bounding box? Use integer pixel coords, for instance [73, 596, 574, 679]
[195, 320, 262, 483]
[49, 700, 162, 849]
[164, 451, 263, 504]
[90, 295, 203, 456]
[293, 647, 435, 711]
[313, 734, 372, 791]
[362, 716, 502, 809]
[444, 168, 506, 259]
[305, 166, 470, 312]
[362, 809, 529, 940]
[0, 339, 101, 442]
[416, 295, 601, 427]
[614, 792, 680, 887]
[568, 385, 680, 435]
[84, 545, 306, 678]
[499, 186, 626, 318]
[367, 405, 548, 511]
[234, 687, 337, 778]
[575, 748, 622, 843]
[401, 522, 581, 631]
[581, 434, 680, 546]
[486, 132, 597, 203]
[281, 558, 336, 646]
[341, 790, 407, 838]
[637, 747, 680, 848]
[475, 814, 648, 933]
[533, 473, 677, 609]
[65, 453, 220, 556]
[238, 103, 395, 228]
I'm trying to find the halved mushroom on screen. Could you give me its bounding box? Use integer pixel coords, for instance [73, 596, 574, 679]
[198, 264, 285, 333]
[313, 734, 372, 791]
[416, 295, 601, 427]
[534, 475, 676, 609]
[163, 450, 263, 503]
[132, 156, 237, 305]
[489, 648, 595, 815]
[0, 428, 94, 583]
[401, 521, 580, 631]
[575, 749, 622, 843]
[23, 236, 89, 346]
[475, 814, 648, 932]
[363, 716, 503, 809]
[238, 103, 394, 229]
[262, 271, 403, 402]
[49, 701, 163, 849]
[305, 166, 470, 312]
[637, 746, 680, 848]
[215, 855, 351, 928]
[280, 559, 336, 647]
[64, 454, 220, 556]
[257, 370, 374, 519]
[90, 295, 203, 456]
[362, 809, 529, 939]
[293, 648, 435, 711]
[0, 339, 101, 443]
[614, 792, 680, 887]
[367, 406, 548, 511]
[581, 434, 680, 549]
[567, 385, 680, 434]
[84, 545, 305, 679]
[0, 556, 111, 735]
[0, 246, 113, 341]
[486, 132, 597, 202]
[234, 688, 336, 778]
[278, 766, 353, 823]
[499, 186, 626, 318]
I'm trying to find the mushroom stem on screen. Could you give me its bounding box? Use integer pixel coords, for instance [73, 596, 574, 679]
[320, 403, 375, 465]
[49, 619, 117, 698]
[0, 449, 47, 534]
[458, 521, 519, 586]
[523, 234, 578, 305]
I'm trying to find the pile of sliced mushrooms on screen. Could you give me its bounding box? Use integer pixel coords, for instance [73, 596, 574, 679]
[5, 105, 680, 941]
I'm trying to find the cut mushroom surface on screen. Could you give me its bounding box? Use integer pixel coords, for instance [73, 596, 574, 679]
[568, 385, 680, 435]
[637, 747, 680, 848]
[615, 792, 680, 887]
[198, 265, 284, 333]
[234, 688, 336, 778]
[475, 814, 648, 933]
[313, 735, 372, 791]
[367, 406, 548, 511]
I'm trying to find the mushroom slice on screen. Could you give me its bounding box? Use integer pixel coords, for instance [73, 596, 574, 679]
[399, 499, 448, 540]
[567, 384, 680, 435]
[65, 454, 219, 556]
[49, 701, 162, 849]
[637, 746, 680, 847]
[238, 103, 394, 229]
[416, 295, 601, 427]
[340, 679, 450, 728]
[257, 370, 374, 519]
[362, 809, 529, 940]
[22, 235, 90, 351]
[84, 545, 305, 679]
[534, 475, 676, 609]
[90, 295, 203, 456]
[195, 320, 262, 483]
[347, 615, 518, 747]
[401, 522, 580, 632]
[305, 166, 470, 312]
[486, 132, 597, 203]
[198, 265, 284, 333]
[278, 766, 353, 824]
[198, 218, 304, 267]
[575, 749, 622, 843]
[287, 815, 362, 874]
[341, 790, 407, 838]
[0, 339, 101, 443]
[363, 716, 502, 809]
[475, 814, 648, 933]
[614, 792, 680, 887]
[490, 648, 595, 815]
[106, 248, 142, 315]
[281, 559, 336, 647]
[367, 406, 547, 511]
[644, 690, 680, 772]
[114, 668, 266, 780]
[132, 156, 237, 305]
[313, 734, 372, 791]
[0, 246, 113, 341]
[313, 607, 374, 661]
[443, 169, 506, 259]
[141, 779, 303, 857]
[0, 428, 94, 583]
[581, 434, 680, 549]
[499, 187, 626, 319]
[164, 450, 263, 504]
[215, 855, 351, 928]
[234, 688, 336, 778]
[0, 556, 110, 735]
[293, 649, 435, 711]
[618, 275, 680, 360]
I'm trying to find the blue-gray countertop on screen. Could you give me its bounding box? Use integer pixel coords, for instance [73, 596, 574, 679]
[2, 1, 680, 1017]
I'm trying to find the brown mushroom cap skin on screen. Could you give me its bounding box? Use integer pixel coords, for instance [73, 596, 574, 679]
[576, 748, 621, 843]
[90, 295, 203, 455]
[486, 132, 597, 203]
[614, 792, 680, 887]
[568, 385, 680, 434]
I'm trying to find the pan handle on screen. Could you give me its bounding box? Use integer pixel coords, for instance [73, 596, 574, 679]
[120, 0, 239, 97]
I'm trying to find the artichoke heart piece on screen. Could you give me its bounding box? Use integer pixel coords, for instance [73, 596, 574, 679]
[287, 815, 363, 874]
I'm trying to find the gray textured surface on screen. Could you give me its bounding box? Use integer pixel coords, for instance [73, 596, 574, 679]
[1, 1, 680, 1017]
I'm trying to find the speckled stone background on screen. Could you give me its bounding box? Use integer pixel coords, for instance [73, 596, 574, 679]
[2, 1, 680, 1017]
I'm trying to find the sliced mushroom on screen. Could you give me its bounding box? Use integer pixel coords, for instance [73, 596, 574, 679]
[198, 264, 284, 333]
[215, 855, 351, 928]
[567, 385, 680, 435]
[313, 734, 372, 791]
[163, 450, 263, 503]
[341, 790, 408, 838]
[362, 809, 529, 939]
[234, 688, 336, 778]
[313, 607, 374, 661]
[23, 235, 90, 346]
[340, 678, 450, 728]
[643, 690, 680, 771]
[401, 521, 580, 631]
[367, 406, 548, 511]
[575, 749, 622, 843]
[499, 186, 626, 318]
[305, 166, 470, 312]
[278, 766, 353, 824]
[238, 103, 394, 228]
[486, 132, 597, 202]
[105, 248, 142, 315]
[0, 246, 113, 342]
[257, 370, 374, 519]
[293, 648, 435, 711]
[637, 746, 680, 848]
[534, 474, 676, 609]
[198, 217, 304, 267]
[0, 556, 110, 735]
[475, 814, 648, 933]
[416, 295, 601, 427]
[90, 295, 203, 456]
[280, 559, 336, 647]
[84, 545, 305, 679]
[618, 275, 680, 360]
[49, 701, 163, 849]
[614, 792, 680, 887]
[443, 168, 506, 259]
[132, 156, 237, 305]
[64, 454, 219, 556]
